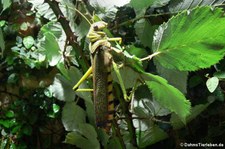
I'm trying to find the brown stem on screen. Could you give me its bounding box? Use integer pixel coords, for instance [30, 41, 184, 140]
[45, 0, 89, 71]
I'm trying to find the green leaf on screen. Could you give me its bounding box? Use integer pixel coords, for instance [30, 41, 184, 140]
[214, 71, 225, 80]
[49, 67, 92, 102]
[139, 124, 168, 148]
[0, 28, 5, 54]
[40, 21, 62, 38]
[5, 110, 14, 118]
[62, 102, 86, 131]
[49, 74, 75, 102]
[156, 62, 188, 94]
[64, 124, 99, 149]
[20, 22, 29, 31]
[41, 32, 61, 66]
[1, 0, 12, 13]
[0, 119, 16, 128]
[153, 7, 225, 71]
[52, 103, 60, 113]
[134, 19, 156, 48]
[130, 0, 170, 10]
[206, 77, 219, 93]
[144, 73, 191, 123]
[7, 73, 18, 84]
[171, 98, 215, 129]
[23, 36, 35, 49]
[130, 0, 153, 10]
[169, 0, 225, 12]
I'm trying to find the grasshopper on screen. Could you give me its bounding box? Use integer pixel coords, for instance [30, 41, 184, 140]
[73, 21, 128, 132]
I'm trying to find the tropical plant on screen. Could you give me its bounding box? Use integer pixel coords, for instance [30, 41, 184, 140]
[1, 0, 225, 148]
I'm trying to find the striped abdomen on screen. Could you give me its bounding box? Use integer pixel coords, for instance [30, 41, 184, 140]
[92, 45, 114, 132]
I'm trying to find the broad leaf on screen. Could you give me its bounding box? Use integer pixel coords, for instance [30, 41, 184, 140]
[214, 71, 225, 80]
[144, 73, 191, 122]
[171, 98, 215, 129]
[169, 0, 225, 13]
[41, 32, 61, 66]
[40, 22, 62, 38]
[156, 62, 188, 94]
[153, 7, 225, 71]
[23, 36, 35, 49]
[206, 77, 219, 93]
[65, 124, 100, 149]
[49, 74, 75, 102]
[62, 102, 86, 131]
[130, 0, 170, 10]
[1, 0, 12, 13]
[49, 67, 92, 103]
[135, 19, 156, 48]
[139, 124, 168, 148]
[90, 0, 130, 9]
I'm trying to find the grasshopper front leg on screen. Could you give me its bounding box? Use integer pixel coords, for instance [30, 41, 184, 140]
[73, 66, 94, 92]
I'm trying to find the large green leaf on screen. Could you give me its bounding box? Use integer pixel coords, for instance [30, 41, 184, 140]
[153, 7, 225, 71]
[139, 124, 168, 148]
[135, 19, 156, 48]
[65, 124, 100, 149]
[62, 102, 86, 131]
[144, 73, 191, 122]
[49, 67, 92, 102]
[130, 0, 170, 10]
[1, 0, 12, 13]
[41, 32, 61, 66]
[156, 61, 188, 94]
[169, 0, 225, 13]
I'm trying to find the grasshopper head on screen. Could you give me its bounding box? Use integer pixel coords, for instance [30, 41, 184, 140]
[93, 21, 108, 31]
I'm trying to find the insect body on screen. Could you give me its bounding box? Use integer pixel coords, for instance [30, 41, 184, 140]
[74, 21, 122, 132]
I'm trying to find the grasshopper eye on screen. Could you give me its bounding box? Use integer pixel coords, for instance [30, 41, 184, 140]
[93, 25, 99, 31]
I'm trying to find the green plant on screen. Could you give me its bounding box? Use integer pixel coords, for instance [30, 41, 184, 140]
[1, 0, 225, 149]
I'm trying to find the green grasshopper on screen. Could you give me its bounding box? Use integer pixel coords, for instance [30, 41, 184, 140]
[73, 21, 128, 132]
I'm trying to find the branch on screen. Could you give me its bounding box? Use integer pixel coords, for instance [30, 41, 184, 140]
[114, 84, 138, 147]
[45, 0, 89, 71]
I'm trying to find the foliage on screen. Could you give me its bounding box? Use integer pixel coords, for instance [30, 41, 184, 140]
[1, 0, 225, 149]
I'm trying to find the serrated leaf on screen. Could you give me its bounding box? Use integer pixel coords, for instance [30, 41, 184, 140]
[143, 73, 191, 123]
[62, 102, 86, 131]
[23, 36, 35, 49]
[139, 124, 168, 148]
[153, 7, 225, 71]
[42, 32, 61, 66]
[206, 77, 219, 93]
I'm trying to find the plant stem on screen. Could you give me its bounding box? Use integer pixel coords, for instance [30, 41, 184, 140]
[45, 0, 89, 71]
